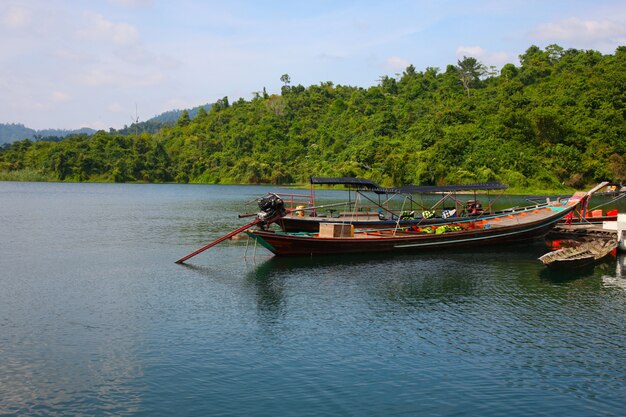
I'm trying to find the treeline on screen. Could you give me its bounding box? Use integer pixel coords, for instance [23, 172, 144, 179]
[1, 45, 625, 191]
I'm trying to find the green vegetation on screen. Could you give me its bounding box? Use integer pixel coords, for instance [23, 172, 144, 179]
[1, 45, 625, 192]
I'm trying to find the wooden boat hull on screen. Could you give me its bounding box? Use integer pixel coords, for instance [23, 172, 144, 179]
[248, 205, 576, 257]
[539, 239, 617, 269]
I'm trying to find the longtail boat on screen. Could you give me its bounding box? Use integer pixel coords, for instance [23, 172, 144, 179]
[245, 184, 608, 257]
[273, 177, 510, 233]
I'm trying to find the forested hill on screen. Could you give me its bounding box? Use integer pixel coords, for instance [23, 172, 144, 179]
[112, 103, 212, 135]
[0, 103, 213, 143]
[1, 45, 625, 192]
[0, 123, 96, 144]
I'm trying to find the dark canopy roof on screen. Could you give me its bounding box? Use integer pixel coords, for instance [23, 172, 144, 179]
[374, 182, 508, 194]
[310, 176, 380, 189]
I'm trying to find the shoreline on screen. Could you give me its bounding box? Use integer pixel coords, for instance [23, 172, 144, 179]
[0, 175, 580, 196]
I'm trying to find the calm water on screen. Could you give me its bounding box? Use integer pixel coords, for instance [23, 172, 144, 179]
[1, 182, 625, 417]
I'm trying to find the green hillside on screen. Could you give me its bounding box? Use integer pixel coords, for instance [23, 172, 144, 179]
[1, 45, 625, 192]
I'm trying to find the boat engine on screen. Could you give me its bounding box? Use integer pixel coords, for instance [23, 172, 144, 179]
[257, 193, 286, 225]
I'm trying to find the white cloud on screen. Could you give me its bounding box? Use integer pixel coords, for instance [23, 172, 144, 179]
[114, 45, 181, 70]
[456, 46, 512, 68]
[54, 48, 94, 64]
[108, 0, 153, 7]
[51, 91, 71, 102]
[78, 12, 139, 46]
[2, 5, 32, 29]
[319, 52, 345, 61]
[163, 98, 200, 111]
[9, 96, 49, 112]
[456, 46, 486, 58]
[532, 17, 626, 43]
[80, 69, 164, 88]
[108, 103, 124, 113]
[385, 56, 411, 71]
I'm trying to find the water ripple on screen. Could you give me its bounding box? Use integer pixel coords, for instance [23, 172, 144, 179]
[1, 183, 625, 416]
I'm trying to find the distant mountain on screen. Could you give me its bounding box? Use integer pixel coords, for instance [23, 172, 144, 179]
[108, 103, 213, 135]
[0, 103, 212, 144]
[0, 123, 96, 144]
[161, 103, 212, 121]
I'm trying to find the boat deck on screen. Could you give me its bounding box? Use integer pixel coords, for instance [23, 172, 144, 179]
[484, 207, 555, 227]
[324, 207, 562, 239]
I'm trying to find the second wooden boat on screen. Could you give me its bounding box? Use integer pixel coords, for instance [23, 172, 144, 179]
[539, 239, 617, 269]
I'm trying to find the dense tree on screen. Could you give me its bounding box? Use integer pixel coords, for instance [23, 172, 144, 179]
[1, 45, 625, 192]
[176, 110, 190, 127]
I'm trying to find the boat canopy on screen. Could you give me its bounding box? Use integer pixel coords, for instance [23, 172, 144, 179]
[310, 176, 381, 189]
[374, 182, 508, 194]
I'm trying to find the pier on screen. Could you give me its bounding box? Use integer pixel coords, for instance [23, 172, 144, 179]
[548, 224, 617, 241]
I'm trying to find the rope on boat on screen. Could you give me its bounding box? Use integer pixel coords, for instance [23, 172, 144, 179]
[175, 193, 286, 264]
[393, 195, 409, 235]
[588, 191, 626, 211]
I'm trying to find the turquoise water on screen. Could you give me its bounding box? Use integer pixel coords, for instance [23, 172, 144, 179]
[1, 182, 625, 416]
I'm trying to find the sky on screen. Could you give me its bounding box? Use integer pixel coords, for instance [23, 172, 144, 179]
[1, 0, 626, 130]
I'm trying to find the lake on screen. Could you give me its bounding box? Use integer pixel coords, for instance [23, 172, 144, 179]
[1, 181, 625, 416]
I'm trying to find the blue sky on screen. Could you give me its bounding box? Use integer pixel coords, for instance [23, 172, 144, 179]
[1, 0, 625, 130]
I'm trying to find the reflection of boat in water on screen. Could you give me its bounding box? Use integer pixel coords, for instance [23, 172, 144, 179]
[602, 254, 626, 289]
[246, 197, 580, 257]
[539, 239, 617, 269]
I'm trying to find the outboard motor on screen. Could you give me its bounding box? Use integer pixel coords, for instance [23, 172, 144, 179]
[256, 193, 286, 226]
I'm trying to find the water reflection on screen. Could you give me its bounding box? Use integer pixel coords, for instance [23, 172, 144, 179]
[244, 259, 288, 317]
[243, 244, 547, 310]
[180, 258, 289, 321]
[602, 254, 626, 290]
[539, 264, 598, 282]
[3, 182, 625, 417]
[615, 253, 626, 278]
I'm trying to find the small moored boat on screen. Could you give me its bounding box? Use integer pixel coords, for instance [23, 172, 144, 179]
[539, 239, 617, 269]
